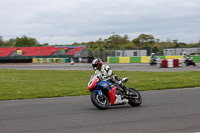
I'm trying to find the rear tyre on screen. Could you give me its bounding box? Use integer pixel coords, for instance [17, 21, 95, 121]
[91, 91, 109, 110]
[128, 88, 142, 106]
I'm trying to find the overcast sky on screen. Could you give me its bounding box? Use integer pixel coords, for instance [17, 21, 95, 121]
[0, 0, 200, 45]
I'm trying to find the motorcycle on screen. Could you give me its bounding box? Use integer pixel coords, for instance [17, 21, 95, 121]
[185, 57, 196, 66]
[149, 56, 160, 66]
[88, 73, 142, 110]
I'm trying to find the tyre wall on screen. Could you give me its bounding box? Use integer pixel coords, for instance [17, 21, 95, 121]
[32, 58, 69, 63]
[157, 59, 183, 68]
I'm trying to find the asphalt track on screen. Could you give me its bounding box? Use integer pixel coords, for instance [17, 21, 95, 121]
[1, 88, 200, 133]
[0, 63, 200, 133]
[0, 62, 200, 71]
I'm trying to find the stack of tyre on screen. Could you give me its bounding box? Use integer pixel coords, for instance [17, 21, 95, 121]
[158, 59, 182, 68]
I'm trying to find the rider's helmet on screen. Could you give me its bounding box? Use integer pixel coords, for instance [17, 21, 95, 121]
[151, 53, 155, 58]
[92, 58, 102, 71]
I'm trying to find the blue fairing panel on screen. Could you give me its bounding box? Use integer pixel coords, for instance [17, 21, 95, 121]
[92, 90, 102, 97]
[97, 81, 111, 89]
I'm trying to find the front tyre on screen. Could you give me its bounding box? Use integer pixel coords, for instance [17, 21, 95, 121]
[128, 88, 142, 106]
[91, 91, 109, 110]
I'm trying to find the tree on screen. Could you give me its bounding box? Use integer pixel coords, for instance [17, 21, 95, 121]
[132, 34, 157, 54]
[0, 35, 4, 47]
[173, 39, 178, 47]
[132, 34, 155, 48]
[41, 43, 49, 46]
[14, 36, 39, 47]
[5, 38, 15, 47]
[198, 38, 200, 47]
[132, 38, 140, 49]
[146, 35, 156, 53]
[121, 34, 130, 44]
[124, 42, 135, 49]
[108, 34, 121, 45]
[106, 34, 129, 46]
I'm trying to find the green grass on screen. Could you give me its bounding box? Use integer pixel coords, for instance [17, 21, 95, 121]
[0, 69, 200, 100]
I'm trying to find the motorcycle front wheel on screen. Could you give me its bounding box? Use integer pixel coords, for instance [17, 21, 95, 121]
[91, 91, 109, 110]
[128, 88, 142, 106]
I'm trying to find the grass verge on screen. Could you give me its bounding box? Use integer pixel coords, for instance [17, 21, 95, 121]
[0, 69, 200, 100]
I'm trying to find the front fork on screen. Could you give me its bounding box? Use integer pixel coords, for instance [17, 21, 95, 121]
[117, 84, 129, 95]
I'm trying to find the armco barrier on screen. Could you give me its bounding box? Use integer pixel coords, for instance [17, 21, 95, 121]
[119, 57, 130, 63]
[108, 56, 179, 63]
[165, 56, 183, 59]
[57, 58, 64, 63]
[49, 58, 53, 63]
[32, 58, 36, 63]
[32, 58, 69, 63]
[46, 58, 49, 63]
[107, 57, 119, 63]
[192, 56, 200, 62]
[39, 58, 43, 63]
[157, 59, 183, 68]
[107, 57, 110, 63]
[158, 56, 165, 59]
[43, 58, 46, 63]
[36, 58, 39, 63]
[107, 55, 199, 64]
[130, 57, 141, 63]
[141, 56, 150, 63]
[64, 58, 69, 63]
[53, 58, 57, 63]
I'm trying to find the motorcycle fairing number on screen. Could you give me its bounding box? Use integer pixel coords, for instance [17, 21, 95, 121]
[88, 78, 98, 91]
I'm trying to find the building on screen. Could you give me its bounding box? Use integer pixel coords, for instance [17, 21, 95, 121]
[163, 47, 200, 55]
[115, 49, 147, 57]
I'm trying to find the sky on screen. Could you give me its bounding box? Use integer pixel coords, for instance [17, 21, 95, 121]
[0, 0, 200, 45]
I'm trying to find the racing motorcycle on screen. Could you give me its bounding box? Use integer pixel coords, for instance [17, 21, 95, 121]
[149, 56, 160, 66]
[185, 57, 196, 66]
[88, 73, 142, 110]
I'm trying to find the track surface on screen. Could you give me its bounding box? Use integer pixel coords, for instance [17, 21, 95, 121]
[0, 63, 200, 71]
[1, 88, 200, 133]
[0, 63, 200, 133]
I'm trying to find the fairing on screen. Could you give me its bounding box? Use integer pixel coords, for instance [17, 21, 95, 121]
[108, 87, 117, 105]
[97, 81, 118, 105]
[97, 81, 111, 89]
[88, 74, 119, 105]
[88, 78, 98, 91]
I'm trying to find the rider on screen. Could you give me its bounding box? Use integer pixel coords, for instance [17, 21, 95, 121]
[150, 53, 160, 62]
[92, 58, 131, 96]
[182, 52, 187, 63]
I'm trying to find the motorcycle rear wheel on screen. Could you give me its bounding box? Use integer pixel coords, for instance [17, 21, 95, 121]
[91, 91, 109, 110]
[128, 88, 142, 106]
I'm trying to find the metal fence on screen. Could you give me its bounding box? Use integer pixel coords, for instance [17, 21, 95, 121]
[79, 49, 116, 62]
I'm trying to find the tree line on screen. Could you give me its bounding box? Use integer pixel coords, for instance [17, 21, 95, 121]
[74, 34, 200, 55]
[1, 34, 200, 55]
[0, 35, 48, 47]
